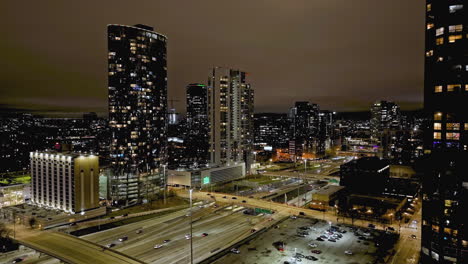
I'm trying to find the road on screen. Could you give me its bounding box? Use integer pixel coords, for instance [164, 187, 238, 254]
[182, 190, 422, 263]
[10, 225, 144, 264]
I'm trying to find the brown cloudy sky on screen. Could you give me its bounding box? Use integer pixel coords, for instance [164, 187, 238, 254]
[0, 0, 425, 116]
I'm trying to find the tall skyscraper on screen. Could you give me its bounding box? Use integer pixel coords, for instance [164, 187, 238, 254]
[186, 83, 209, 165]
[289, 101, 320, 157]
[370, 100, 401, 140]
[421, 1, 468, 263]
[107, 24, 168, 204]
[207, 67, 254, 171]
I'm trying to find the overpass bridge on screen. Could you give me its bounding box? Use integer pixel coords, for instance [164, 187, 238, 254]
[13, 227, 145, 264]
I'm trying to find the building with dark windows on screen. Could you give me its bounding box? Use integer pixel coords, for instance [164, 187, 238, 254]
[107, 24, 168, 205]
[208, 67, 254, 172]
[253, 113, 290, 150]
[186, 83, 210, 166]
[421, 1, 468, 263]
[340, 157, 390, 195]
[370, 101, 402, 140]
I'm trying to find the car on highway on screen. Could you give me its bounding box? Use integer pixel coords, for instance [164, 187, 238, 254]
[230, 248, 240, 254]
[290, 215, 297, 219]
[154, 244, 163, 249]
[12, 258, 23, 263]
[163, 239, 171, 243]
[119, 236, 128, 242]
[107, 243, 116, 248]
[202, 233, 209, 237]
[207, 193, 211, 195]
[222, 196, 227, 198]
[345, 250, 353, 255]
[242, 200, 247, 203]
[387, 227, 395, 231]
[368, 224, 376, 229]
[136, 229, 143, 234]
[123, 213, 128, 217]
[185, 234, 191, 240]
[411, 234, 417, 239]
[299, 212, 305, 216]
[251, 228, 257, 233]
[232, 197, 237, 199]
[69, 222, 77, 226]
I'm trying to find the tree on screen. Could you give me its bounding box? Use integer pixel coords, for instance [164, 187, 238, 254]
[28, 217, 37, 229]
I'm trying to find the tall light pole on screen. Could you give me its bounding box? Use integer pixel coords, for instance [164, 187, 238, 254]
[189, 189, 194, 264]
[163, 164, 167, 205]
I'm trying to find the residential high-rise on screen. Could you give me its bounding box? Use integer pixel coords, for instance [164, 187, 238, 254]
[207, 68, 254, 171]
[30, 151, 99, 213]
[107, 24, 168, 204]
[421, 1, 468, 263]
[289, 101, 320, 157]
[186, 83, 209, 165]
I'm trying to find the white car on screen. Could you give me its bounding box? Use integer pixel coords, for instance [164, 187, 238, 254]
[345, 250, 353, 255]
[231, 248, 240, 254]
[185, 234, 191, 240]
[308, 243, 318, 248]
[154, 244, 163, 249]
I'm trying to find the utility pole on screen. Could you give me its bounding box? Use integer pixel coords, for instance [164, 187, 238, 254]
[163, 164, 167, 205]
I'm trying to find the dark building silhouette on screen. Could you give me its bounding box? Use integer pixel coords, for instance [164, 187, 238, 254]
[107, 24, 168, 204]
[421, 1, 468, 263]
[340, 157, 390, 195]
[253, 113, 290, 149]
[186, 83, 209, 166]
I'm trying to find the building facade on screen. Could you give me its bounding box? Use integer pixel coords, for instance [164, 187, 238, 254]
[253, 113, 290, 149]
[108, 24, 168, 204]
[186, 83, 210, 166]
[207, 67, 254, 171]
[30, 152, 99, 213]
[370, 101, 401, 140]
[422, 1, 468, 263]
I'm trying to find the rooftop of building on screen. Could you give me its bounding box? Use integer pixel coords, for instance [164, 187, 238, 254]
[341, 157, 389, 171]
[314, 185, 345, 196]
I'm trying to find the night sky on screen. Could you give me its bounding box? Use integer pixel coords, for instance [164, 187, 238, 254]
[0, 1, 425, 117]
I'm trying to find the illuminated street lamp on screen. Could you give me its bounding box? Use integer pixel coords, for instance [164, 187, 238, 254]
[189, 189, 193, 264]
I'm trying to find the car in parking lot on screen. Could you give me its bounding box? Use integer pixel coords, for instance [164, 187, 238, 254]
[119, 236, 128, 242]
[311, 250, 322, 254]
[316, 237, 324, 241]
[308, 243, 318, 248]
[345, 250, 353, 255]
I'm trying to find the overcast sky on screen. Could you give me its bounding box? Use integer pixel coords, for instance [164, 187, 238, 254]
[0, 0, 425, 116]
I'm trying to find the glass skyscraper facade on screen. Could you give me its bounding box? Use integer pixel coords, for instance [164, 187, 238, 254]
[107, 24, 167, 204]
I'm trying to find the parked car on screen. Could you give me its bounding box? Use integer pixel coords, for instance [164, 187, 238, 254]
[345, 250, 353, 255]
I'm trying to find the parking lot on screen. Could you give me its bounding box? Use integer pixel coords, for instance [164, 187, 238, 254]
[216, 216, 393, 264]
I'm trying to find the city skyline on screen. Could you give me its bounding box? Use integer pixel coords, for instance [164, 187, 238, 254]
[1, 1, 424, 117]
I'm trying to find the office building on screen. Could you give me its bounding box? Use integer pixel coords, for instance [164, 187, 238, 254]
[370, 101, 401, 140]
[186, 83, 210, 165]
[207, 67, 254, 171]
[108, 24, 168, 204]
[254, 113, 290, 149]
[30, 152, 99, 213]
[421, 1, 468, 263]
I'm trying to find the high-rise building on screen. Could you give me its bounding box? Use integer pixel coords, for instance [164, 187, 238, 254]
[107, 24, 168, 204]
[253, 113, 290, 149]
[289, 101, 320, 156]
[207, 67, 254, 171]
[30, 151, 99, 213]
[186, 83, 209, 165]
[421, 1, 468, 263]
[370, 101, 401, 140]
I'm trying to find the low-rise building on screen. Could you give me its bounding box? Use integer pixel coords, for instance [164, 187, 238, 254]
[310, 185, 344, 211]
[168, 163, 246, 188]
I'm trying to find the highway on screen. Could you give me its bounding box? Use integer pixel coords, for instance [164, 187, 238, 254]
[11, 225, 144, 264]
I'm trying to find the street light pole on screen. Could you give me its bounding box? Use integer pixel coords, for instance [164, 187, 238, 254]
[189, 189, 194, 264]
[163, 164, 167, 205]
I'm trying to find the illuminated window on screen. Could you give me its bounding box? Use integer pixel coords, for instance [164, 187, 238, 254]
[465, 84, 468, 91]
[465, 123, 468, 130]
[437, 57, 444, 62]
[436, 27, 444, 36]
[434, 123, 442, 130]
[434, 132, 442, 139]
[446, 132, 460, 140]
[446, 123, 460, 130]
[434, 112, 443, 121]
[426, 50, 434, 57]
[434, 85, 443, 92]
[436, 37, 444, 45]
[449, 25, 463, 33]
[449, 5, 463, 14]
[427, 23, 434, 30]
[449, 35, 462, 43]
[447, 84, 461, 91]
[426, 4, 431, 12]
